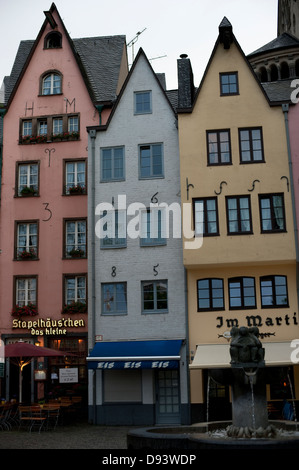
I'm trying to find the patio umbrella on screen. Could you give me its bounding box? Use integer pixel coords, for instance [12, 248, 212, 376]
[5, 341, 72, 403]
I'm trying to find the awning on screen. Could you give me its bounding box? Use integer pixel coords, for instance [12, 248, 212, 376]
[190, 342, 296, 369]
[87, 340, 182, 370]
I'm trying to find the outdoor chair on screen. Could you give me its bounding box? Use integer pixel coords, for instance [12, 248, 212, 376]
[43, 405, 60, 431]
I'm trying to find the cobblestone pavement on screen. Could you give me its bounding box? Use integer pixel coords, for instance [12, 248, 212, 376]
[0, 421, 139, 449]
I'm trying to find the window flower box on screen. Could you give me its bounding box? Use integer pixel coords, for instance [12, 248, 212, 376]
[18, 248, 37, 260]
[36, 135, 47, 143]
[11, 302, 38, 317]
[68, 248, 85, 258]
[69, 185, 86, 195]
[61, 301, 87, 315]
[20, 186, 37, 196]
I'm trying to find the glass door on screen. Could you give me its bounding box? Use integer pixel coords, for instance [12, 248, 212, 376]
[155, 370, 181, 424]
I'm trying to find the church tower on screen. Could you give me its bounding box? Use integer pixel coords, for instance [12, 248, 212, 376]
[278, 0, 299, 37]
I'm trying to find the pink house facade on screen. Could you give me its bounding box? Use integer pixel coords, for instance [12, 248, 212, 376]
[0, 3, 127, 403]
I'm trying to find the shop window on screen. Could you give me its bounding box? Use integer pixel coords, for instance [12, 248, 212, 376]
[104, 370, 142, 402]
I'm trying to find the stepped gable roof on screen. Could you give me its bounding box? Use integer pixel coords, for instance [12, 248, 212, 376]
[248, 32, 299, 57]
[4, 3, 126, 107]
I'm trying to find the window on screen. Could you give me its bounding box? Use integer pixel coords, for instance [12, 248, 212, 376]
[20, 114, 80, 144]
[100, 210, 126, 248]
[259, 194, 286, 232]
[260, 276, 288, 308]
[17, 162, 39, 196]
[22, 121, 32, 137]
[38, 120, 47, 136]
[65, 160, 86, 194]
[139, 144, 163, 178]
[140, 208, 166, 246]
[53, 117, 63, 136]
[142, 280, 168, 313]
[239, 128, 264, 163]
[42, 72, 61, 95]
[102, 283, 127, 315]
[16, 222, 38, 260]
[44, 32, 62, 49]
[101, 147, 125, 182]
[197, 279, 224, 311]
[229, 277, 256, 309]
[220, 72, 238, 95]
[207, 130, 231, 165]
[226, 196, 252, 234]
[134, 91, 152, 114]
[65, 275, 86, 305]
[194, 198, 219, 236]
[68, 116, 79, 133]
[15, 277, 37, 307]
[65, 220, 87, 258]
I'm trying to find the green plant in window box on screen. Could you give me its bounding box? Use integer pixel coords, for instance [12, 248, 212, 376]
[11, 302, 38, 317]
[20, 186, 37, 196]
[51, 133, 63, 141]
[69, 248, 85, 258]
[61, 301, 87, 315]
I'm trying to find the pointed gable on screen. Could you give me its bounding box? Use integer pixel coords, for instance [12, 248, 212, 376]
[4, 3, 127, 108]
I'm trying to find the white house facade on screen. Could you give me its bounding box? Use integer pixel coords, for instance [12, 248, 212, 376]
[87, 49, 189, 425]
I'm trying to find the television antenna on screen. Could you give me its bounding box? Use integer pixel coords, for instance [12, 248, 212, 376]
[127, 28, 147, 64]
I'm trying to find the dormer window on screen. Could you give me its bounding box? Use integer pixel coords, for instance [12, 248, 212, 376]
[44, 32, 62, 49]
[41, 72, 62, 95]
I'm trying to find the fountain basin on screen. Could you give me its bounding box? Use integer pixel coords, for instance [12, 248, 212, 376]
[127, 421, 299, 450]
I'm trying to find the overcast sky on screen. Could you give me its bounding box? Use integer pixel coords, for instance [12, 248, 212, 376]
[1, 0, 278, 90]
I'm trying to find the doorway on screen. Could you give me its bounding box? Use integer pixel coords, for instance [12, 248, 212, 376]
[155, 370, 181, 424]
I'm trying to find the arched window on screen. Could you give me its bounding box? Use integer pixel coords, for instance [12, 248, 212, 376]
[270, 64, 279, 81]
[41, 72, 62, 95]
[280, 62, 290, 79]
[259, 67, 268, 83]
[44, 32, 62, 49]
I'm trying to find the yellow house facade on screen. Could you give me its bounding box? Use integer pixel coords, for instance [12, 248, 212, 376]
[178, 19, 299, 421]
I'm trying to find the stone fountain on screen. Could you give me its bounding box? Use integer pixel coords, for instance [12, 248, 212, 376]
[127, 327, 299, 450]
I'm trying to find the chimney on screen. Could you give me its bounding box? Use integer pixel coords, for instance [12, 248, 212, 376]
[177, 54, 195, 110]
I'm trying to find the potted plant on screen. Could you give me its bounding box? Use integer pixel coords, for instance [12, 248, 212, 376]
[69, 185, 86, 195]
[11, 302, 38, 317]
[61, 301, 87, 315]
[20, 186, 37, 196]
[68, 248, 85, 258]
[36, 134, 47, 143]
[18, 248, 37, 260]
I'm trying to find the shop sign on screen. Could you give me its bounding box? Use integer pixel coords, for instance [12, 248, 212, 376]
[12, 317, 86, 336]
[216, 312, 298, 333]
[59, 368, 78, 383]
[95, 360, 179, 370]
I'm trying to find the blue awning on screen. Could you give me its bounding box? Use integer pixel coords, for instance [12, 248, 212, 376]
[86, 340, 182, 370]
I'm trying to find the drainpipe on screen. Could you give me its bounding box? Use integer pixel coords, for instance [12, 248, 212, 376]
[282, 104, 299, 313]
[95, 105, 104, 126]
[88, 128, 97, 423]
[0, 108, 6, 201]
